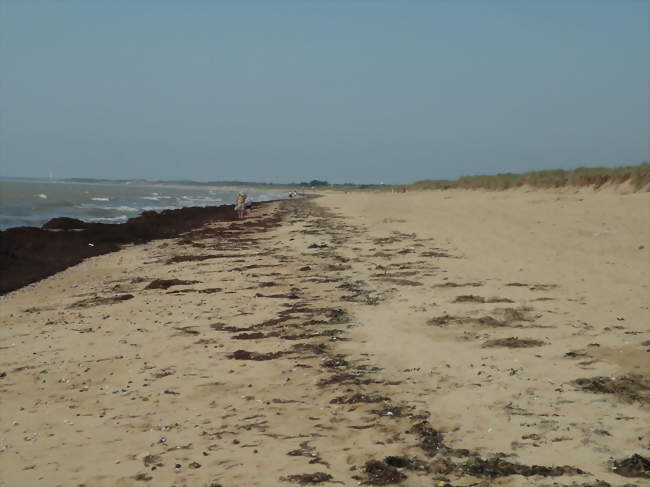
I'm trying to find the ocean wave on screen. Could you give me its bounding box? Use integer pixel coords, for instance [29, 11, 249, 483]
[35, 193, 47, 199]
[179, 196, 224, 204]
[141, 205, 178, 212]
[86, 215, 129, 223]
[91, 197, 110, 201]
[79, 204, 140, 212]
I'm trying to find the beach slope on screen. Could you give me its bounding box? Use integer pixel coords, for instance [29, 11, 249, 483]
[1, 189, 648, 486]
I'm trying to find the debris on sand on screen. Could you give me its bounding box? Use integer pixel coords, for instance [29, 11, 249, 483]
[228, 349, 284, 361]
[145, 278, 199, 289]
[374, 277, 423, 286]
[406, 421, 445, 456]
[317, 372, 372, 387]
[143, 454, 163, 467]
[280, 472, 333, 484]
[612, 454, 650, 478]
[482, 337, 545, 348]
[453, 295, 514, 303]
[426, 315, 459, 326]
[322, 357, 349, 368]
[371, 403, 414, 418]
[330, 393, 388, 404]
[363, 459, 407, 485]
[383, 456, 430, 472]
[166, 254, 217, 264]
[421, 250, 451, 258]
[133, 472, 153, 481]
[453, 295, 486, 303]
[572, 375, 650, 404]
[232, 332, 267, 340]
[166, 287, 222, 294]
[461, 455, 585, 478]
[432, 281, 482, 288]
[172, 326, 200, 336]
[69, 294, 134, 308]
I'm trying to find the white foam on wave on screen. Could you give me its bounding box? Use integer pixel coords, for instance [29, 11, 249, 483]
[35, 193, 47, 199]
[141, 196, 160, 201]
[86, 215, 129, 223]
[79, 204, 139, 212]
[91, 197, 110, 201]
[141, 205, 177, 212]
[180, 196, 223, 204]
[106, 205, 139, 212]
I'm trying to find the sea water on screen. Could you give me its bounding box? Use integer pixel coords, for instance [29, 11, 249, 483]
[0, 179, 285, 230]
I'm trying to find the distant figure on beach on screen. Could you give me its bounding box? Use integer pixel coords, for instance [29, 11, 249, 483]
[235, 192, 247, 219]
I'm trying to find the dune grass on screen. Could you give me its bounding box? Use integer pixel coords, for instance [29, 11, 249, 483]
[410, 163, 650, 191]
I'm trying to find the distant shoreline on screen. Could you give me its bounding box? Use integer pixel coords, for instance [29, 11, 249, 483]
[3, 161, 648, 192]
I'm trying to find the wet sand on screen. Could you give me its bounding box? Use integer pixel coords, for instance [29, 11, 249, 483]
[1, 189, 648, 486]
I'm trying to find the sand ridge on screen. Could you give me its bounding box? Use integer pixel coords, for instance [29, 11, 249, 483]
[1, 190, 648, 486]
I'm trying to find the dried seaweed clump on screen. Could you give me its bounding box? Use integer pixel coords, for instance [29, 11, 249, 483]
[363, 459, 407, 485]
[461, 455, 584, 478]
[612, 454, 650, 479]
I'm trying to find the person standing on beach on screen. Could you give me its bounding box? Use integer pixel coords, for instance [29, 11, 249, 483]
[235, 192, 247, 219]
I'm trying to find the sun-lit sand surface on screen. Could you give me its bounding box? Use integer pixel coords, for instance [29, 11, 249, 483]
[1, 188, 648, 486]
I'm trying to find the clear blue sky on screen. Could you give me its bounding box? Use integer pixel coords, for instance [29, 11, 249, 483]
[1, 1, 648, 184]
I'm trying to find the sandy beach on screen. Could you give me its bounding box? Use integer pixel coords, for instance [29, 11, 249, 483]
[1, 188, 648, 486]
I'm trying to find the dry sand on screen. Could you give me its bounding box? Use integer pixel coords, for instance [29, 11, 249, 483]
[1, 188, 648, 486]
